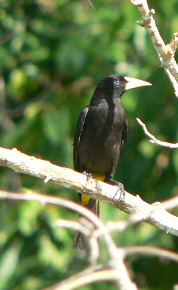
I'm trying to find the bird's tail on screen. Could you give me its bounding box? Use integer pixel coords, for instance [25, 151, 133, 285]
[74, 196, 99, 250]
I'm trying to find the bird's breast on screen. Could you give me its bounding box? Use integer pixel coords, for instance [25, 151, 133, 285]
[86, 101, 126, 137]
[78, 101, 126, 174]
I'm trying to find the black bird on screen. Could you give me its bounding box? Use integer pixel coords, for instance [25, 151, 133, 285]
[73, 74, 151, 249]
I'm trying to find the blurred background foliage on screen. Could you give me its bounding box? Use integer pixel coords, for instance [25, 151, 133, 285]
[0, 0, 178, 289]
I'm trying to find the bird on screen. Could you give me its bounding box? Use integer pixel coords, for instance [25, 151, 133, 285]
[73, 74, 151, 249]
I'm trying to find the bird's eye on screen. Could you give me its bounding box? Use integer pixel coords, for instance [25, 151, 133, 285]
[114, 80, 120, 85]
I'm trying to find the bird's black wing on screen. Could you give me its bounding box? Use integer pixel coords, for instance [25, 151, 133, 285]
[120, 119, 128, 155]
[73, 106, 89, 170]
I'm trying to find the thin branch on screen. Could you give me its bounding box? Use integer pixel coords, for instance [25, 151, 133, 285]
[0, 189, 137, 290]
[0, 147, 178, 237]
[122, 246, 178, 263]
[0, 72, 15, 131]
[54, 219, 91, 236]
[1, 189, 177, 289]
[44, 267, 118, 290]
[45, 246, 178, 290]
[56, 220, 178, 264]
[55, 219, 100, 264]
[137, 118, 178, 148]
[106, 210, 155, 233]
[86, 0, 95, 10]
[128, 0, 178, 97]
[162, 196, 178, 211]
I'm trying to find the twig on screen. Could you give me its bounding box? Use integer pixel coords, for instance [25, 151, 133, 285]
[106, 210, 156, 233]
[162, 196, 178, 211]
[122, 246, 178, 263]
[0, 189, 137, 290]
[44, 267, 118, 290]
[55, 218, 100, 264]
[128, 0, 178, 97]
[86, 0, 95, 10]
[54, 219, 91, 235]
[137, 118, 178, 148]
[45, 245, 178, 290]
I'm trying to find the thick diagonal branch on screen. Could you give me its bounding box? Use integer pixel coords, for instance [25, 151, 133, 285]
[128, 0, 178, 96]
[0, 146, 178, 237]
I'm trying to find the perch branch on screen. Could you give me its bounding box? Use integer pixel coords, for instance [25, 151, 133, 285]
[0, 146, 178, 238]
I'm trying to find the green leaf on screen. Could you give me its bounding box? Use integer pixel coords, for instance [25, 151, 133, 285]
[43, 108, 70, 144]
[18, 201, 43, 236]
[0, 243, 21, 290]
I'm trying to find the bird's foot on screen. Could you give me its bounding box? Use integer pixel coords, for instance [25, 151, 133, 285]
[83, 171, 92, 185]
[108, 179, 125, 202]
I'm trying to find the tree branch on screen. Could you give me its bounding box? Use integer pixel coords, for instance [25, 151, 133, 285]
[45, 268, 119, 290]
[0, 189, 138, 290]
[1, 188, 178, 290]
[137, 118, 178, 148]
[162, 196, 178, 211]
[0, 146, 178, 238]
[122, 246, 178, 263]
[128, 0, 178, 97]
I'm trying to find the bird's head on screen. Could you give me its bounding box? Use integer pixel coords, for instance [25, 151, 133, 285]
[91, 74, 151, 104]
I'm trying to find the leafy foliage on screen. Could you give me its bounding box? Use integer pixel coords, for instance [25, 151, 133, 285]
[0, 0, 178, 289]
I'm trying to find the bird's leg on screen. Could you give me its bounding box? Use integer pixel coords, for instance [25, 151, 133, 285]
[83, 171, 92, 186]
[107, 178, 125, 202]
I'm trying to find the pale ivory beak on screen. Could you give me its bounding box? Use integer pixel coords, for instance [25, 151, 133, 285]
[124, 76, 152, 90]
